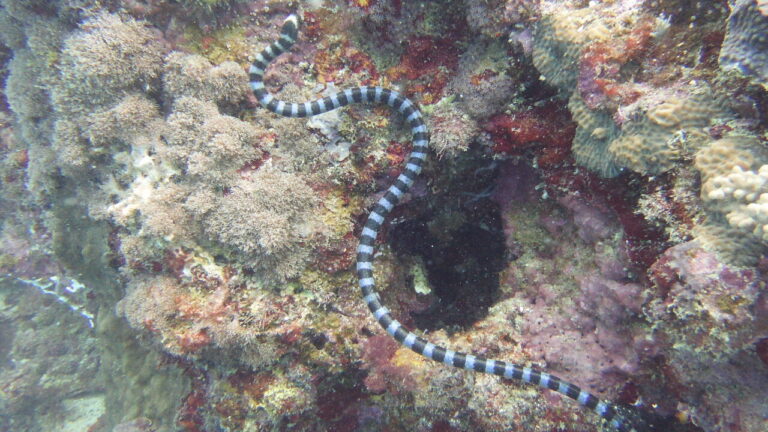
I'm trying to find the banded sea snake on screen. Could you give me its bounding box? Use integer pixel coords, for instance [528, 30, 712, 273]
[250, 14, 662, 432]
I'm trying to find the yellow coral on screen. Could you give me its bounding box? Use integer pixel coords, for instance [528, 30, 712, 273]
[181, 25, 249, 65]
[318, 189, 361, 237]
[609, 94, 717, 175]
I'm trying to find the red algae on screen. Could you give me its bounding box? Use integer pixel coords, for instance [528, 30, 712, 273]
[177, 328, 212, 354]
[578, 17, 655, 110]
[313, 40, 380, 85]
[483, 102, 575, 168]
[386, 35, 461, 103]
[312, 232, 357, 274]
[542, 166, 670, 269]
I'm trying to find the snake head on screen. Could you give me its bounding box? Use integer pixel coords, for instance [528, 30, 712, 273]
[282, 14, 300, 40]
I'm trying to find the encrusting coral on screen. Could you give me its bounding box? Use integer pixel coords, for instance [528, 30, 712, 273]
[532, 2, 728, 178]
[719, 0, 768, 89]
[608, 92, 719, 175]
[568, 94, 621, 178]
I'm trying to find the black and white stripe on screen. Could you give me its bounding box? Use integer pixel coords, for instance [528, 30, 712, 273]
[251, 14, 653, 432]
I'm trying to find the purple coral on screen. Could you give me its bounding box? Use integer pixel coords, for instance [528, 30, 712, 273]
[557, 193, 617, 244]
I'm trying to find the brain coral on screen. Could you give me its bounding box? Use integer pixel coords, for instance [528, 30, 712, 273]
[608, 94, 717, 175]
[719, 0, 768, 88]
[568, 95, 621, 178]
[532, 12, 587, 91]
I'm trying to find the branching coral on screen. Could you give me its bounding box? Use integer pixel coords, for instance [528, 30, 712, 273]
[694, 136, 768, 265]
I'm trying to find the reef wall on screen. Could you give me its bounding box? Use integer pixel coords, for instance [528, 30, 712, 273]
[0, 0, 766, 431]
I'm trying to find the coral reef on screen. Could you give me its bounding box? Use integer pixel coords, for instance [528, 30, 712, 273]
[0, 0, 766, 431]
[191, 166, 321, 280]
[425, 100, 478, 157]
[532, 1, 729, 178]
[448, 38, 522, 119]
[608, 92, 718, 175]
[568, 95, 621, 177]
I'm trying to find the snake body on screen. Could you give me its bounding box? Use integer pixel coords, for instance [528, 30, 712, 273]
[250, 14, 658, 432]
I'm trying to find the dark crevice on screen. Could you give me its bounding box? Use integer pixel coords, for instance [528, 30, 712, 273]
[388, 164, 509, 331]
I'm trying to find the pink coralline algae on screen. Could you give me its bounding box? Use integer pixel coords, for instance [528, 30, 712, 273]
[646, 241, 768, 431]
[502, 186, 651, 396]
[556, 193, 617, 244]
[361, 335, 416, 395]
[647, 241, 764, 353]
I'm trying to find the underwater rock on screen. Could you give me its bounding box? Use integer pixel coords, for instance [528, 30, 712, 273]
[646, 240, 768, 431]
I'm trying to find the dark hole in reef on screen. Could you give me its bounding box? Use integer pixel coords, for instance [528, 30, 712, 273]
[388, 169, 508, 331]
